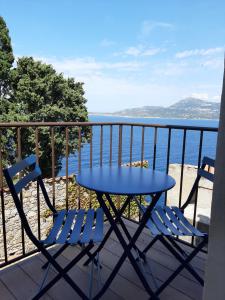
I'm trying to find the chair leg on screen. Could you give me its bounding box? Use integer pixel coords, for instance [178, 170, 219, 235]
[42, 243, 69, 269]
[165, 236, 188, 257]
[96, 252, 102, 292]
[88, 255, 95, 300]
[33, 243, 93, 300]
[42, 241, 95, 270]
[142, 235, 159, 260]
[88, 252, 102, 300]
[155, 236, 207, 296]
[164, 236, 205, 282]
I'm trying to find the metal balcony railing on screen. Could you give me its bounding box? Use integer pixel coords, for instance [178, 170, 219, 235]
[0, 121, 218, 268]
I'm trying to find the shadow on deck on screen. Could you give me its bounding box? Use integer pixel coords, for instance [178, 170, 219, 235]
[0, 219, 206, 300]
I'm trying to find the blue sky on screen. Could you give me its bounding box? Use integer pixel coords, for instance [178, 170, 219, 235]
[1, 0, 225, 112]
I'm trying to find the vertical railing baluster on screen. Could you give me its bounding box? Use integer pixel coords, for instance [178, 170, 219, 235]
[17, 127, 25, 256]
[165, 128, 172, 205]
[51, 127, 55, 208]
[141, 126, 145, 167]
[90, 126, 93, 169]
[117, 125, 123, 210]
[139, 126, 145, 221]
[78, 126, 81, 172]
[178, 129, 187, 208]
[109, 125, 113, 166]
[128, 125, 133, 219]
[129, 125, 133, 165]
[78, 126, 81, 209]
[100, 125, 103, 166]
[191, 130, 203, 246]
[118, 125, 123, 166]
[65, 127, 69, 210]
[153, 127, 157, 169]
[35, 128, 41, 240]
[89, 126, 93, 208]
[0, 129, 8, 263]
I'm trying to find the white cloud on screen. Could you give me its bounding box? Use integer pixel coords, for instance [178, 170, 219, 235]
[100, 39, 116, 47]
[19, 54, 222, 112]
[141, 21, 173, 37]
[125, 47, 141, 56]
[142, 48, 164, 56]
[176, 47, 224, 58]
[191, 93, 209, 100]
[202, 58, 224, 69]
[212, 95, 221, 101]
[34, 56, 145, 78]
[117, 45, 164, 57]
[153, 61, 189, 76]
[84, 76, 189, 111]
[188, 93, 220, 102]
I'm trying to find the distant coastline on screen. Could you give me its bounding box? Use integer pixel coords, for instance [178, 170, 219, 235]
[89, 97, 220, 120]
[88, 113, 219, 121]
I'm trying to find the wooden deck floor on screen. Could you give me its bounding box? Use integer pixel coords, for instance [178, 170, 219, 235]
[0, 219, 206, 300]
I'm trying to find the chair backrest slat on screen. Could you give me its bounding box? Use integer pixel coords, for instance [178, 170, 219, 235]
[201, 156, 215, 168]
[14, 165, 42, 193]
[3, 155, 57, 238]
[181, 156, 215, 210]
[7, 154, 36, 178]
[198, 169, 214, 183]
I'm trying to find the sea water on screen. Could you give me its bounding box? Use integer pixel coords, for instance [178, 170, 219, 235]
[58, 116, 218, 176]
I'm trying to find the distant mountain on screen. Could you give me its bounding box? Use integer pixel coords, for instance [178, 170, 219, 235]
[91, 98, 220, 119]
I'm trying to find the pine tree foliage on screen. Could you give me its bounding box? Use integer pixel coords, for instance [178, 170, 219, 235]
[0, 17, 89, 177]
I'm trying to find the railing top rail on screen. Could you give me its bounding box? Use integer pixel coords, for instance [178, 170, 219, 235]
[0, 121, 218, 131]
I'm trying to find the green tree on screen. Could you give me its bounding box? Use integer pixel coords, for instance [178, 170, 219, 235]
[0, 16, 14, 101]
[0, 17, 89, 177]
[9, 57, 89, 176]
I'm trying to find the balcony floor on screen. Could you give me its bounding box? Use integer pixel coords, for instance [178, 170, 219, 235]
[0, 219, 206, 300]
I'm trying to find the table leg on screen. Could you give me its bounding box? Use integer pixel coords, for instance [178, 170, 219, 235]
[83, 195, 132, 266]
[94, 192, 162, 300]
[105, 193, 145, 260]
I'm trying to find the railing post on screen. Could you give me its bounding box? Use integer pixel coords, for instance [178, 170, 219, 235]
[118, 125, 123, 166]
[65, 127, 69, 210]
[100, 125, 103, 166]
[141, 126, 145, 167]
[51, 127, 55, 208]
[0, 129, 8, 263]
[109, 125, 113, 166]
[165, 127, 172, 205]
[35, 127, 41, 240]
[78, 126, 81, 209]
[178, 129, 187, 208]
[153, 127, 157, 169]
[17, 127, 25, 256]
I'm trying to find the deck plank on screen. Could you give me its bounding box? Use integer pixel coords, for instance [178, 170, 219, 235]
[64, 240, 196, 300]
[0, 280, 16, 300]
[37, 247, 124, 300]
[0, 263, 50, 300]
[0, 219, 205, 300]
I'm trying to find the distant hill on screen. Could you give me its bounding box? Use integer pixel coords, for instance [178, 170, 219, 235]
[90, 98, 220, 119]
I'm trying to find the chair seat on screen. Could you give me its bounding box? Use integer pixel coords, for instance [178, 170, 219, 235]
[43, 208, 104, 245]
[141, 205, 205, 237]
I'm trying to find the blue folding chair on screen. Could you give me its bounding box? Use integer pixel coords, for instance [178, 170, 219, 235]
[4, 154, 104, 300]
[136, 156, 214, 296]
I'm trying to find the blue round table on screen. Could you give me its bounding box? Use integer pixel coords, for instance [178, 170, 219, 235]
[77, 166, 175, 195]
[76, 166, 175, 299]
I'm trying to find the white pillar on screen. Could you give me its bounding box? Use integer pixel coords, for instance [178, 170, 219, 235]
[203, 60, 225, 300]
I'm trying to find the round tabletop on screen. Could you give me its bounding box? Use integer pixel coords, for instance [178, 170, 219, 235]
[76, 166, 176, 196]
